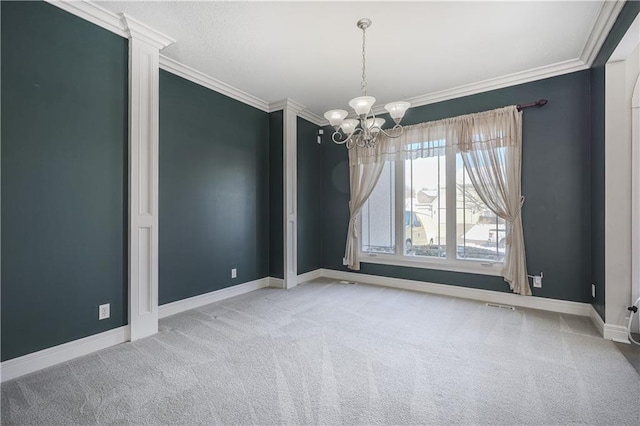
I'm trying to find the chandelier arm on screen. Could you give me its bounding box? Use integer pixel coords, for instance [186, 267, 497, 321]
[332, 128, 364, 145]
[377, 124, 405, 139]
[331, 131, 349, 144]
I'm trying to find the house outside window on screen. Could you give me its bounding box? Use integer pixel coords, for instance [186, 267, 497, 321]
[360, 142, 505, 276]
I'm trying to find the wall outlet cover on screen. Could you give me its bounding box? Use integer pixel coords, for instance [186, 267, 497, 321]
[99, 303, 110, 320]
[533, 276, 542, 288]
[592, 284, 596, 298]
[231, 268, 237, 278]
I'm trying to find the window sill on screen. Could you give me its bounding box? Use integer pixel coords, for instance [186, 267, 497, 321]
[359, 252, 503, 277]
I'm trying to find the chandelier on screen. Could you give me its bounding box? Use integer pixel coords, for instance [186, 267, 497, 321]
[324, 18, 410, 149]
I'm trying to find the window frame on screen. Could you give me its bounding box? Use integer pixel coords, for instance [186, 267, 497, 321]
[359, 146, 503, 277]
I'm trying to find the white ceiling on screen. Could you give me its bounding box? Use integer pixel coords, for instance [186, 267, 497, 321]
[97, 1, 607, 117]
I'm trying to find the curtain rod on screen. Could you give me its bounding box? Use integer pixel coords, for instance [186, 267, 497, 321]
[516, 99, 548, 111]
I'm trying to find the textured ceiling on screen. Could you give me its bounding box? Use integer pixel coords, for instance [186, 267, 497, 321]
[97, 1, 604, 116]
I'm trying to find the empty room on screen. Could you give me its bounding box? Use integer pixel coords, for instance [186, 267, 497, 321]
[2, 0, 640, 424]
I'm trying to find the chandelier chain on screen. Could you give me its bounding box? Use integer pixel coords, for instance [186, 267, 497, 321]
[324, 18, 409, 150]
[361, 25, 367, 96]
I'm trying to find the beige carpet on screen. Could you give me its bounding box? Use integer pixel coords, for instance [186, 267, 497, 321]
[2, 278, 639, 425]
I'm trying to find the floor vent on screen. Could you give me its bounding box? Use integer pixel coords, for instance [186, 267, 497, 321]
[338, 280, 357, 285]
[485, 302, 516, 311]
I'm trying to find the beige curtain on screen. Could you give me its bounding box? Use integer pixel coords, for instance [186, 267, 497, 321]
[345, 105, 531, 295]
[457, 107, 530, 295]
[343, 148, 387, 270]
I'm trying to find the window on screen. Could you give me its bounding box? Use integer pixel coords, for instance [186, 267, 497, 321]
[360, 146, 504, 275]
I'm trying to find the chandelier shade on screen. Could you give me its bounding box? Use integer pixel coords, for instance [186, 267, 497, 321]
[324, 18, 410, 149]
[324, 109, 349, 127]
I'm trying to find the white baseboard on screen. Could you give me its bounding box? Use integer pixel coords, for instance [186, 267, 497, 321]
[269, 277, 285, 289]
[320, 269, 592, 317]
[158, 277, 270, 319]
[266, 270, 322, 289]
[297, 269, 323, 284]
[590, 305, 605, 337]
[1, 326, 130, 383]
[604, 323, 630, 343]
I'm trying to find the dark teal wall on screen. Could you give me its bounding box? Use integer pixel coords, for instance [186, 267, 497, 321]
[322, 71, 592, 303]
[159, 71, 269, 304]
[297, 117, 322, 274]
[269, 111, 284, 279]
[589, 0, 640, 320]
[1, 1, 128, 361]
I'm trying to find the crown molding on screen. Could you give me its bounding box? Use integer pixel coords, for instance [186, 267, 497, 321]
[45, 0, 128, 38]
[46, 0, 621, 126]
[298, 110, 326, 127]
[371, 58, 588, 116]
[268, 99, 325, 126]
[159, 55, 271, 112]
[269, 98, 306, 114]
[580, 0, 626, 66]
[121, 14, 175, 49]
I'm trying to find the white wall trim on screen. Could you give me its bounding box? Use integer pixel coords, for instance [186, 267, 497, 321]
[158, 278, 270, 319]
[604, 323, 631, 343]
[320, 269, 592, 317]
[580, 0, 627, 66]
[0, 326, 129, 383]
[297, 269, 323, 284]
[159, 55, 271, 113]
[370, 59, 588, 117]
[124, 17, 173, 341]
[121, 13, 175, 50]
[297, 110, 325, 127]
[283, 100, 302, 291]
[269, 277, 285, 289]
[48, 0, 621, 127]
[269, 99, 325, 126]
[590, 305, 605, 337]
[45, 0, 128, 38]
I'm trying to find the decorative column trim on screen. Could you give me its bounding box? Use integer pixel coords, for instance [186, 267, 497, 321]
[283, 99, 305, 290]
[632, 73, 640, 334]
[122, 14, 174, 340]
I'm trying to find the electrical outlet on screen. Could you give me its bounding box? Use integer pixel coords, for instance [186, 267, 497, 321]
[99, 303, 110, 320]
[592, 284, 596, 298]
[231, 268, 237, 279]
[533, 276, 542, 288]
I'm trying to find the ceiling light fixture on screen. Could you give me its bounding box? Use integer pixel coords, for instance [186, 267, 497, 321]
[324, 18, 410, 150]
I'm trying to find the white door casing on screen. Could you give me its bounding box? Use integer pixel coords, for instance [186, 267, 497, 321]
[632, 68, 640, 333]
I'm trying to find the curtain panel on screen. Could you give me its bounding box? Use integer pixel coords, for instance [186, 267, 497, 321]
[344, 105, 531, 295]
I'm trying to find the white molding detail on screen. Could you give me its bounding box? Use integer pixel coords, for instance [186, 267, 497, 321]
[45, 0, 128, 38]
[320, 269, 592, 317]
[372, 59, 588, 117]
[0, 326, 129, 383]
[297, 269, 323, 284]
[121, 14, 175, 50]
[125, 24, 172, 341]
[604, 323, 631, 343]
[283, 100, 299, 290]
[297, 110, 325, 127]
[269, 98, 305, 114]
[159, 56, 271, 112]
[158, 278, 270, 319]
[48, 0, 621, 124]
[269, 277, 285, 289]
[590, 305, 605, 337]
[580, 0, 627, 65]
[269, 99, 325, 126]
